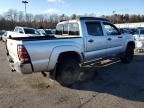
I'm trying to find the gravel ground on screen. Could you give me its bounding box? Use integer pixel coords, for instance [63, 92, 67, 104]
[0, 41, 144, 108]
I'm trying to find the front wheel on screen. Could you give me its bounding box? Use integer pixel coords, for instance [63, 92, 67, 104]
[56, 58, 80, 87]
[121, 45, 134, 64]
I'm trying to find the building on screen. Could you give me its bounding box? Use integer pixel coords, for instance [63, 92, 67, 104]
[115, 22, 144, 28]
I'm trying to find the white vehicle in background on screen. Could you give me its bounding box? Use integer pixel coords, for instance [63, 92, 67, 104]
[134, 28, 144, 51]
[0, 30, 6, 40]
[2, 31, 12, 42]
[10, 26, 41, 38]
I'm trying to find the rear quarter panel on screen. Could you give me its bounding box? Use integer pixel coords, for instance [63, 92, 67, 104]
[23, 38, 84, 72]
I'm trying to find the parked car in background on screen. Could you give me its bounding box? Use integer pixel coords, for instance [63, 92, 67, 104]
[120, 28, 135, 34]
[9, 26, 41, 38]
[134, 28, 144, 51]
[2, 31, 12, 42]
[2, 31, 7, 42]
[0, 30, 5, 40]
[37, 29, 47, 36]
[37, 29, 54, 37]
[51, 29, 56, 34]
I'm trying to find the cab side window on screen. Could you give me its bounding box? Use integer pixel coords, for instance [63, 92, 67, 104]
[63, 24, 68, 35]
[69, 23, 79, 35]
[56, 24, 63, 35]
[86, 22, 103, 36]
[56, 23, 80, 36]
[103, 23, 120, 35]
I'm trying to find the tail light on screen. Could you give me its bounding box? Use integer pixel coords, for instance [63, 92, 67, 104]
[17, 45, 30, 63]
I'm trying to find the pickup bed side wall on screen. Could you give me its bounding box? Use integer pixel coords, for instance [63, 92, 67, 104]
[47, 45, 83, 71]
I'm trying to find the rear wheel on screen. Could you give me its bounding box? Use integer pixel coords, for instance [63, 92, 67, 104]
[121, 45, 134, 64]
[56, 58, 80, 87]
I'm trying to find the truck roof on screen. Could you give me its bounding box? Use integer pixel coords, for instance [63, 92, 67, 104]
[15, 26, 36, 30]
[78, 17, 110, 22]
[59, 17, 111, 24]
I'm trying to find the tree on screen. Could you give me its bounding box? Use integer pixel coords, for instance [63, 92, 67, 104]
[71, 14, 77, 20]
[0, 9, 144, 30]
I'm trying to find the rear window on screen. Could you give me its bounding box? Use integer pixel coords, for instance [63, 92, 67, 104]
[56, 23, 79, 36]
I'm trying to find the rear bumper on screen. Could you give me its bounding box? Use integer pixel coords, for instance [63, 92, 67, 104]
[9, 62, 33, 74]
[8, 57, 33, 74]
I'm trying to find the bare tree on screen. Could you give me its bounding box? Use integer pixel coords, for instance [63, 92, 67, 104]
[18, 11, 24, 22]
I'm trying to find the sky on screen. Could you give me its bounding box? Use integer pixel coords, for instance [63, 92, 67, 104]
[0, 0, 144, 16]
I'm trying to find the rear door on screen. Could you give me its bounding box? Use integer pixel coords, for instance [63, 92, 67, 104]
[102, 22, 124, 55]
[85, 21, 109, 60]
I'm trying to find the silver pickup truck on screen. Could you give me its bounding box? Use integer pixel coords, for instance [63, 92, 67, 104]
[6, 17, 135, 86]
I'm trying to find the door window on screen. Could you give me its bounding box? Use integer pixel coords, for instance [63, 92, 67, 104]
[56, 23, 79, 36]
[69, 23, 79, 35]
[19, 28, 24, 34]
[86, 22, 103, 36]
[103, 23, 120, 35]
[104, 23, 120, 35]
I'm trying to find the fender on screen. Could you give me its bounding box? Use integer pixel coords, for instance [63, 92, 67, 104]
[123, 34, 135, 51]
[47, 45, 83, 71]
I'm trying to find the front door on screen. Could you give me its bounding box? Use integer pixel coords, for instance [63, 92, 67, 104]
[102, 22, 124, 55]
[85, 21, 109, 61]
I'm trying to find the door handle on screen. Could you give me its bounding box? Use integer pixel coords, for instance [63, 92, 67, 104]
[88, 39, 94, 43]
[118, 36, 122, 38]
[107, 38, 112, 41]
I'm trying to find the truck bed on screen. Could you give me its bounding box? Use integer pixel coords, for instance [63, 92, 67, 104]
[10, 36, 80, 41]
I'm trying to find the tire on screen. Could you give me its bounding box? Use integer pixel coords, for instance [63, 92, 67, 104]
[121, 45, 134, 64]
[56, 58, 80, 87]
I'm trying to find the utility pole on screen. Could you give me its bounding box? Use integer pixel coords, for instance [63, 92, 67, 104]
[22, 0, 28, 21]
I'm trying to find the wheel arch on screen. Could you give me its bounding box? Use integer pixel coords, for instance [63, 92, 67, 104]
[47, 46, 83, 71]
[127, 41, 135, 49]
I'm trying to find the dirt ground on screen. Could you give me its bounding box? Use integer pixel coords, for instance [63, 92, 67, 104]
[0, 41, 144, 108]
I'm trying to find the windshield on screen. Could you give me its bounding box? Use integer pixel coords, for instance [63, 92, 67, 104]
[24, 28, 39, 35]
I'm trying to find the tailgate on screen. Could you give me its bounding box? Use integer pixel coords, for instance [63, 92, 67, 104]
[7, 39, 22, 62]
